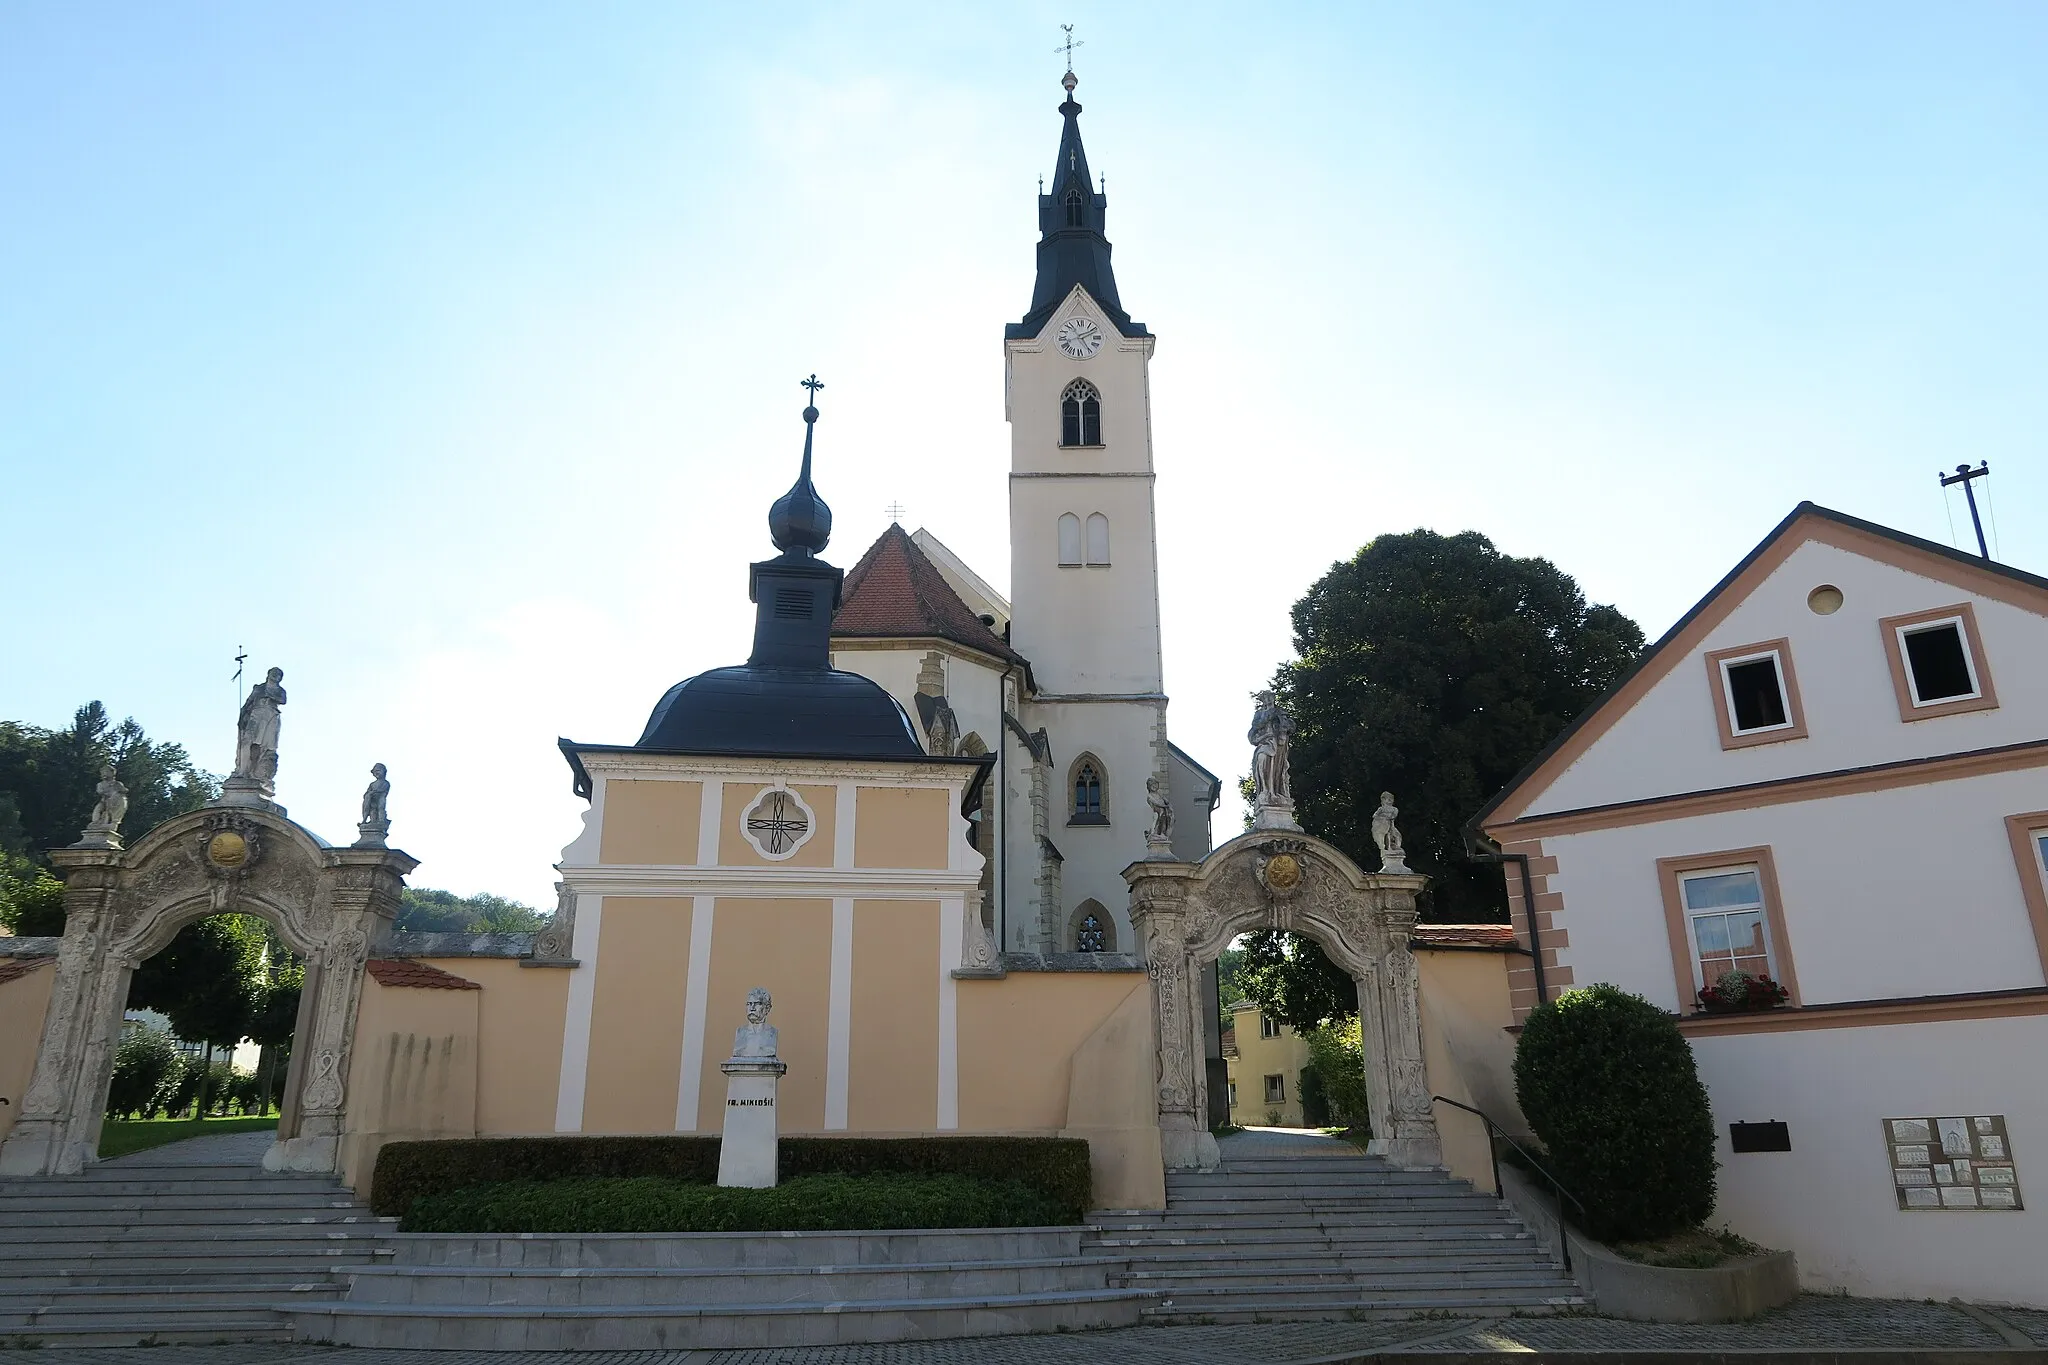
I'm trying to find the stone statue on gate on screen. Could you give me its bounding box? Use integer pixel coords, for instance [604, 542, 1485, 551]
[222, 667, 287, 807]
[354, 763, 392, 849]
[77, 766, 128, 848]
[1145, 774, 1175, 857]
[1248, 690, 1300, 831]
[1371, 791, 1411, 874]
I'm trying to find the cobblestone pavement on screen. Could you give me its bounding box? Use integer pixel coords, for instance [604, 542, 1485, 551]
[2, 1295, 2043, 1364]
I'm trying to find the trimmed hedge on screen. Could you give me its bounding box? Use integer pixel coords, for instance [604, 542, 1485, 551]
[1513, 983, 1718, 1242]
[401, 1172, 1069, 1234]
[371, 1135, 1092, 1223]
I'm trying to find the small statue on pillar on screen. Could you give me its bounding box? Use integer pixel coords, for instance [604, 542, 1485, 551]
[354, 764, 392, 849]
[717, 987, 787, 1189]
[1144, 774, 1175, 857]
[75, 766, 128, 849]
[1371, 791, 1411, 874]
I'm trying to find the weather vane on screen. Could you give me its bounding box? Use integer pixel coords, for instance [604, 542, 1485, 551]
[1057, 24, 1083, 74]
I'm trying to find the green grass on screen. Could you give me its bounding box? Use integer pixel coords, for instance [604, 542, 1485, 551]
[402, 1172, 1071, 1234]
[98, 1115, 277, 1160]
[1609, 1225, 1768, 1269]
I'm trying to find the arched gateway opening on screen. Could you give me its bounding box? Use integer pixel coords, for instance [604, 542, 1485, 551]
[0, 805, 412, 1177]
[1125, 829, 1442, 1173]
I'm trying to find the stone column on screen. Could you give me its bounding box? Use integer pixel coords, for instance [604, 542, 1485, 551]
[716, 1057, 787, 1188]
[1369, 889, 1443, 1169]
[0, 852, 121, 1176]
[1125, 862, 1215, 1171]
[269, 848, 406, 1173]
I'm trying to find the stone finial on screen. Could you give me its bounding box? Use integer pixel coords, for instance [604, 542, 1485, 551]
[1371, 791, 1411, 874]
[353, 763, 391, 849]
[76, 765, 128, 849]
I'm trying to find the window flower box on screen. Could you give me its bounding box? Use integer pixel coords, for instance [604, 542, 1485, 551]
[1697, 970, 1790, 1014]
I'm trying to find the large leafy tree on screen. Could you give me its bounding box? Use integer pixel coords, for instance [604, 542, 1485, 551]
[1242, 529, 1644, 1029]
[0, 704, 217, 863]
[397, 887, 548, 934]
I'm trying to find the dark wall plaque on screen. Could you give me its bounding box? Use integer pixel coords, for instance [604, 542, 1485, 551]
[1730, 1121, 1791, 1153]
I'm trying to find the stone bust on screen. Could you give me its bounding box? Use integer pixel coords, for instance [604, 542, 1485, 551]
[730, 987, 779, 1060]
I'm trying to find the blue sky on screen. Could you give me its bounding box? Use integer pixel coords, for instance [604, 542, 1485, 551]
[5, 3, 2043, 908]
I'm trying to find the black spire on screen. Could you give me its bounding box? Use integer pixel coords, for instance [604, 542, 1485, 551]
[767, 375, 833, 556]
[1007, 71, 1147, 341]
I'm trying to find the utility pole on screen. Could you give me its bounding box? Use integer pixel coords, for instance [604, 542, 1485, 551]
[1939, 462, 1992, 560]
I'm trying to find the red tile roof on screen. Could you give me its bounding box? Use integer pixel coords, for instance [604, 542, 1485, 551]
[366, 958, 481, 991]
[0, 956, 52, 987]
[833, 525, 1026, 666]
[1410, 924, 1519, 951]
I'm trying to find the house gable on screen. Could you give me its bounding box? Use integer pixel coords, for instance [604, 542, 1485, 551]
[1482, 505, 2048, 832]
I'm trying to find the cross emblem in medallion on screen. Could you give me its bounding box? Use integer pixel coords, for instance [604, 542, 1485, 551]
[745, 789, 811, 857]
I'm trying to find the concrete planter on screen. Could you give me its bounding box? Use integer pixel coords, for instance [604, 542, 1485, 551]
[1501, 1166, 1798, 1323]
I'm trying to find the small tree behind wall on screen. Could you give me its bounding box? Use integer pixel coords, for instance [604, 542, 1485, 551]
[1513, 983, 1718, 1241]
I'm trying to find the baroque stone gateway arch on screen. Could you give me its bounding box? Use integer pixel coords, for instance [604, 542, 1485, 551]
[0, 805, 413, 1177]
[1125, 829, 1443, 1172]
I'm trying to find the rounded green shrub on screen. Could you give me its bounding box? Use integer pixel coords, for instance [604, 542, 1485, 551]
[1513, 983, 1717, 1241]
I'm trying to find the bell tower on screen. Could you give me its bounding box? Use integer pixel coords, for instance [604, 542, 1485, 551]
[1003, 68, 1170, 950]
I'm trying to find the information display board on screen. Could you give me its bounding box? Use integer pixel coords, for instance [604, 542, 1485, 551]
[1885, 1115, 2023, 1210]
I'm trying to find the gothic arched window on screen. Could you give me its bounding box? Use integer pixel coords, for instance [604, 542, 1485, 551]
[1070, 755, 1106, 824]
[1064, 191, 1085, 228]
[1085, 512, 1109, 566]
[1057, 513, 1082, 566]
[1060, 380, 1101, 447]
[1070, 899, 1117, 952]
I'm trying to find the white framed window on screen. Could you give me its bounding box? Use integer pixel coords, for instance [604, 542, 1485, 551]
[1085, 513, 1110, 565]
[1704, 638, 1806, 749]
[740, 785, 816, 861]
[1060, 380, 1101, 446]
[1880, 603, 1997, 722]
[1057, 513, 1082, 566]
[1263, 1073, 1286, 1103]
[1678, 864, 1776, 991]
[1898, 617, 1980, 705]
[1259, 1013, 1280, 1039]
[1720, 651, 1792, 734]
[1227, 1080, 1238, 1107]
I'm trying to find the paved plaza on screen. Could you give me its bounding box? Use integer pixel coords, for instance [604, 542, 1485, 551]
[1, 1294, 2044, 1364]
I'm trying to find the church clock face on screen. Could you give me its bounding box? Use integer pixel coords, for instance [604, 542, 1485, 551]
[1056, 316, 1103, 359]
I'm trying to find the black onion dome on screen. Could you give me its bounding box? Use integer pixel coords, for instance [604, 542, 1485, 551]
[637, 664, 922, 758]
[768, 404, 832, 555]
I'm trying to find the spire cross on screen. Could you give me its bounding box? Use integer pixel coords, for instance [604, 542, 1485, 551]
[1057, 24, 1083, 74]
[800, 374, 824, 403]
[885, 501, 907, 523]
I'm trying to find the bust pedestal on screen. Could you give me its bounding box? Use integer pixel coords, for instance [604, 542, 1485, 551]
[716, 1056, 786, 1189]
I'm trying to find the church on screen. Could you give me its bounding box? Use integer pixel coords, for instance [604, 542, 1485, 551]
[1, 69, 1484, 1223]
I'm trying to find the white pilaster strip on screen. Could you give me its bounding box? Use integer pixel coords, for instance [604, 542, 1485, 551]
[553, 895, 603, 1133]
[825, 896, 855, 1131]
[834, 781, 858, 869]
[674, 895, 717, 1131]
[696, 780, 724, 866]
[937, 895, 962, 1130]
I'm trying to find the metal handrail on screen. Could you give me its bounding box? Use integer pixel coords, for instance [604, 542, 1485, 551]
[1431, 1094, 1585, 1274]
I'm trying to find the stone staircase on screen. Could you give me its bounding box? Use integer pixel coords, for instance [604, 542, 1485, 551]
[0, 1139, 395, 1347]
[1086, 1142, 1586, 1323]
[287, 1228, 1149, 1350]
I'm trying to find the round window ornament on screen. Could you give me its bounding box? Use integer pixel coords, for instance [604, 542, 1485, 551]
[1807, 584, 1844, 615]
[741, 785, 815, 861]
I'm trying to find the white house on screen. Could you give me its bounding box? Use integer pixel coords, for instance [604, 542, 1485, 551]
[1477, 501, 2048, 1308]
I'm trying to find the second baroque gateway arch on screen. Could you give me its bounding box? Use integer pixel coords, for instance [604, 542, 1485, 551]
[1125, 830, 1443, 1172]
